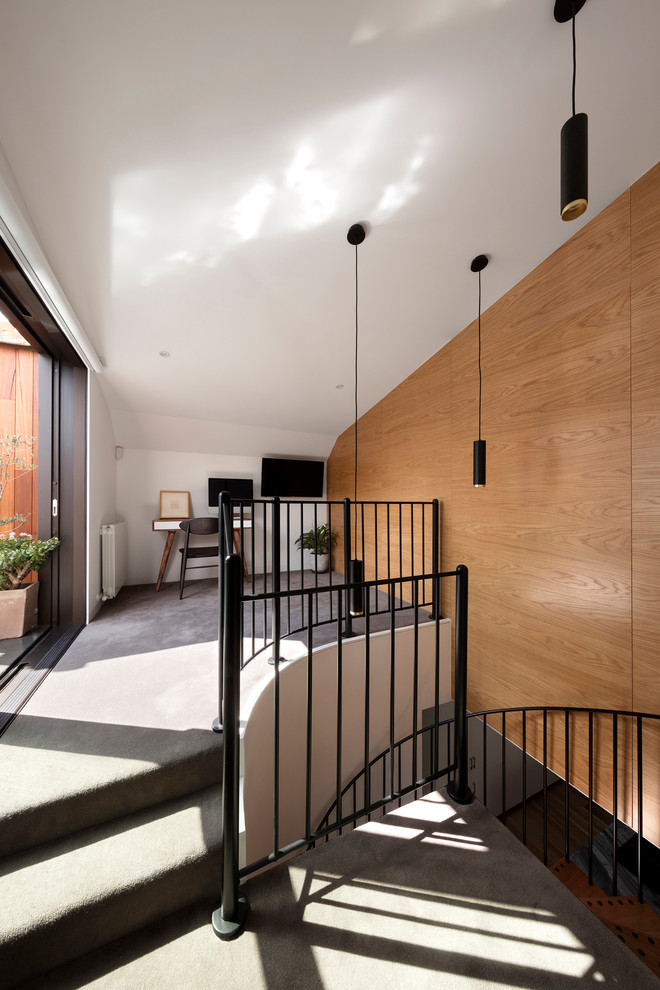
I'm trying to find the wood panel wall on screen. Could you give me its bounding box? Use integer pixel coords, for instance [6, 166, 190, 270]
[0, 344, 39, 539]
[328, 161, 660, 842]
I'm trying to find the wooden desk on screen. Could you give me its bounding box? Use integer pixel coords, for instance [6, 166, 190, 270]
[153, 519, 185, 592]
[153, 517, 251, 591]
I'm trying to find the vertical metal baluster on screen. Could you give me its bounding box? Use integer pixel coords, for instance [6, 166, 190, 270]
[364, 602, 371, 816]
[360, 501, 366, 614]
[447, 722, 451, 787]
[397, 744, 402, 806]
[305, 591, 313, 842]
[300, 503, 304, 593]
[413, 578, 419, 786]
[421, 504, 426, 603]
[433, 581, 440, 778]
[313, 502, 319, 625]
[483, 714, 488, 806]
[612, 713, 618, 896]
[387, 503, 391, 612]
[374, 503, 379, 612]
[336, 594, 343, 832]
[565, 709, 570, 862]
[250, 503, 256, 659]
[262, 501, 268, 652]
[343, 497, 353, 638]
[502, 711, 507, 825]
[410, 502, 414, 593]
[329, 503, 335, 623]
[522, 710, 527, 847]
[212, 552, 248, 939]
[389, 582, 396, 801]
[431, 499, 440, 620]
[637, 715, 644, 903]
[286, 503, 291, 635]
[273, 580, 281, 860]
[398, 502, 403, 607]
[588, 711, 593, 886]
[543, 709, 548, 866]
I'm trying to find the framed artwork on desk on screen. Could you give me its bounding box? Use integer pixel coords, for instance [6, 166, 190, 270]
[160, 490, 190, 519]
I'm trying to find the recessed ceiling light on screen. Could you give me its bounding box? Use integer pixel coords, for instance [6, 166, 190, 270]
[159, 350, 171, 358]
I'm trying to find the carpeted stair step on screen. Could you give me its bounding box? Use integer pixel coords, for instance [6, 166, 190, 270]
[552, 859, 660, 976]
[0, 784, 222, 988]
[0, 718, 223, 858]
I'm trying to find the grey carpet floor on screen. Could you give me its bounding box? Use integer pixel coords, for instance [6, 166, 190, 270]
[17, 787, 658, 990]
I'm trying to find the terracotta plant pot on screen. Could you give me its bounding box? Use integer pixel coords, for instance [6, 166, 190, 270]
[0, 582, 39, 639]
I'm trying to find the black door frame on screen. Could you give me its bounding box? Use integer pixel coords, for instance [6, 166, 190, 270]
[0, 236, 87, 635]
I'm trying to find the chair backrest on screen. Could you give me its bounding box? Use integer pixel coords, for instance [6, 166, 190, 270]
[179, 517, 219, 536]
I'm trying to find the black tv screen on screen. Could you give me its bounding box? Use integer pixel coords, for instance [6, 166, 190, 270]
[260, 458, 324, 498]
[208, 477, 254, 506]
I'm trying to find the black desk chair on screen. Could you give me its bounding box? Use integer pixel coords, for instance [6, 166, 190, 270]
[178, 517, 219, 599]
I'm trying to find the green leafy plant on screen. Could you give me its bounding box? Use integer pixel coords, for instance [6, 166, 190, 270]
[294, 523, 338, 557]
[0, 532, 60, 590]
[0, 434, 36, 528]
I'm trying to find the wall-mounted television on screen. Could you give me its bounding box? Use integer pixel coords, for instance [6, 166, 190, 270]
[208, 477, 254, 507]
[260, 457, 324, 498]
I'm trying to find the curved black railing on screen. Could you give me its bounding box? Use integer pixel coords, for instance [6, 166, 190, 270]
[314, 704, 658, 907]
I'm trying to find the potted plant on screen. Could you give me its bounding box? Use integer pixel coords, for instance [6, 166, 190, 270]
[294, 523, 338, 573]
[0, 532, 60, 638]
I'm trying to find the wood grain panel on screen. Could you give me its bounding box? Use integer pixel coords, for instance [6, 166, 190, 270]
[631, 163, 660, 844]
[327, 163, 660, 842]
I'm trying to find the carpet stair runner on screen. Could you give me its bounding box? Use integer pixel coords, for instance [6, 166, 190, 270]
[552, 858, 660, 978]
[0, 735, 223, 987]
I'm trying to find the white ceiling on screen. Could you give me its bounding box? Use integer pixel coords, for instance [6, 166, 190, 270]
[0, 0, 658, 440]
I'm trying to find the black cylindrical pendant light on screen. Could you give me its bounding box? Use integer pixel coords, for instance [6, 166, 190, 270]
[471, 254, 488, 488]
[347, 222, 366, 616]
[555, 0, 589, 221]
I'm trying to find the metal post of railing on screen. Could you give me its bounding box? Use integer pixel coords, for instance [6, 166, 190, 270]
[343, 497, 354, 638]
[448, 564, 472, 804]
[212, 553, 249, 939]
[212, 491, 231, 734]
[431, 499, 440, 619]
[268, 497, 282, 664]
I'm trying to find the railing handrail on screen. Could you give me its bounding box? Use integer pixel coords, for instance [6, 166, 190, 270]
[238, 569, 460, 605]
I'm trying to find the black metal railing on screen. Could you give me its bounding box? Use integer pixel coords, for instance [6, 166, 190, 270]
[464, 706, 657, 904]
[212, 510, 468, 939]
[315, 704, 658, 911]
[217, 495, 440, 668]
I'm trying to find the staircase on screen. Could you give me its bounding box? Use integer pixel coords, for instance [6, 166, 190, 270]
[0, 727, 223, 987]
[552, 859, 660, 978]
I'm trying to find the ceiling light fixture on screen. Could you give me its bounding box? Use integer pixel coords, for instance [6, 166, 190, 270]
[555, 0, 589, 221]
[471, 254, 488, 488]
[347, 222, 366, 617]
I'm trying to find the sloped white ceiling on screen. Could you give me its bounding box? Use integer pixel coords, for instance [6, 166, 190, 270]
[0, 0, 658, 438]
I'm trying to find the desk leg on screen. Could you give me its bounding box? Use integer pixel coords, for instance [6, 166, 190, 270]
[233, 530, 249, 579]
[156, 531, 176, 592]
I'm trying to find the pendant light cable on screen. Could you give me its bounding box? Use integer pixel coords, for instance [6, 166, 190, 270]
[571, 5, 577, 116]
[478, 269, 482, 442]
[353, 242, 358, 556]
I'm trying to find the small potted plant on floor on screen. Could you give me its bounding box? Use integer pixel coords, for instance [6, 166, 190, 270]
[0, 532, 60, 638]
[294, 523, 338, 573]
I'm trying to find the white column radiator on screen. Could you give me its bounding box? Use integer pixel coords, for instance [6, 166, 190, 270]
[100, 521, 127, 600]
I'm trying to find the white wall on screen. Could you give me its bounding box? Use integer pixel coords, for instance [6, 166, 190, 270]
[242, 620, 452, 866]
[87, 374, 117, 619]
[113, 410, 336, 587]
